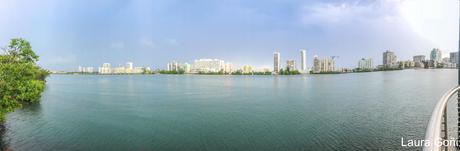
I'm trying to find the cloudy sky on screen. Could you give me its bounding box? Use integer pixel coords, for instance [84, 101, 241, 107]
[0, 0, 458, 70]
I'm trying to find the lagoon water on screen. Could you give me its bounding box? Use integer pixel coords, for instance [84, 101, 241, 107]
[2, 69, 458, 150]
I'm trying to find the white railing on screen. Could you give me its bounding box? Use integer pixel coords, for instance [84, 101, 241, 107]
[424, 85, 460, 151]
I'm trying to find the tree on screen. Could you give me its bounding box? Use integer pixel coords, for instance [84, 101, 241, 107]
[0, 38, 48, 122]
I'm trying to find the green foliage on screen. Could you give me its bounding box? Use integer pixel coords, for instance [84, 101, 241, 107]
[0, 38, 48, 122]
[353, 68, 374, 72]
[279, 68, 301, 75]
[231, 70, 271, 75]
[159, 70, 185, 74]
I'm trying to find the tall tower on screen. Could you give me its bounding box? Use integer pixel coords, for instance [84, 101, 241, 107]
[300, 49, 307, 72]
[273, 52, 280, 73]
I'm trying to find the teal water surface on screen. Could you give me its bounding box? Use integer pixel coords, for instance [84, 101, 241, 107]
[3, 69, 458, 150]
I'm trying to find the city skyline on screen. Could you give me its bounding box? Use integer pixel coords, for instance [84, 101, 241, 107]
[0, 0, 458, 70]
[74, 47, 459, 74]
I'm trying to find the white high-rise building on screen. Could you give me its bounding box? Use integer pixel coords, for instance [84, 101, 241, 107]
[273, 52, 280, 74]
[300, 50, 307, 72]
[383, 50, 397, 68]
[192, 59, 225, 73]
[358, 58, 373, 70]
[312, 55, 335, 73]
[167, 60, 179, 71]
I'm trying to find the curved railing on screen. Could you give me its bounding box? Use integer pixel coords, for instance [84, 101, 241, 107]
[424, 85, 460, 151]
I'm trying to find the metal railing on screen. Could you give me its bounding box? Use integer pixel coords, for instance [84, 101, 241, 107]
[424, 85, 460, 151]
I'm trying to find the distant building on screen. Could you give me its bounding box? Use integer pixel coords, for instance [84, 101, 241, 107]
[98, 62, 144, 74]
[224, 63, 234, 74]
[126, 62, 133, 70]
[357, 58, 373, 70]
[78, 66, 95, 73]
[430, 48, 442, 63]
[400, 60, 415, 69]
[450, 52, 458, 67]
[98, 63, 111, 74]
[192, 59, 225, 73]
[167, 60, 179, 71]
[383, 50, 397, 68]
[312, 55, 335, 73]
[181, 63, 191, 73]
[241, 65, 253, 74]
[300, 50, 307, 72]
[273, 52, 280, 74]
[413, 55, 426, 68]
[286, 59, 296, 71]
[413, 55, 425, 63]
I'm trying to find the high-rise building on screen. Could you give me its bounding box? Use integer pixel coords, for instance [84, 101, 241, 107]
[312, 55, 335, 73]
[286, 60, 296, 71]
[383, 50, 397, 68]
[273, 52, 280, 74]
[358, 58, 373, 70]
[167, 60, 179, 71]
[192, 59, 225, 73]
[450, 52, 458, 65]
[430, 48, 442, 63]
[300, 50, 307, 72]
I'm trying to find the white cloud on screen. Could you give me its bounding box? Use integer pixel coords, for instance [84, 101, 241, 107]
[299, 0, 459, 51]
[300, 0, 400, 26]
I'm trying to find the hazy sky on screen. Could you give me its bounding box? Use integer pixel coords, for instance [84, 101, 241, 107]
[0, 0, 458, 71]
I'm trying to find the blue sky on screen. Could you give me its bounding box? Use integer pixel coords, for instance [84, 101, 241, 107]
[0, 0, 458, 71]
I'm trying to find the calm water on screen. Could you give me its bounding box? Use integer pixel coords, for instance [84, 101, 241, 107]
[2, 69, 458, 150]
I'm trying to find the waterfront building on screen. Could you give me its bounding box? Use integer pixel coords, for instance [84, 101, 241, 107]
[430, 48, 442, 63]
[192, 59, 225, 73]
[357, 58, 373, 70]
[180, 63, 191, 73]
[224, 63, 234, 74]
[300, 50, 307, 72]
[312, 55, 335, 73]
[413, 55, 426, 63]
[98, 63, 112, 74]
[98, 62, 145, 74]
[383, 50, 397, 68]
[78, 66, 95, 73]
[450, 52, 458, 67]
[400, 60, 415, 69]
[126, 62, 133, 70]
[167, 60, 179, 71]
[241, 65, 253, 74]
[442, 57, 456, 68]
[273, 52, 280, 74]
[286, 60, 296, 71]
[413, 55, 426, 68]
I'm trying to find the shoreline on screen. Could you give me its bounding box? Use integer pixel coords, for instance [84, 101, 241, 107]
[51, 68, 458, 76]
